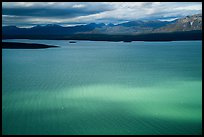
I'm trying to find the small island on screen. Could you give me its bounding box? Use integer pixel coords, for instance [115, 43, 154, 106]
[69, 41, 77, 43]
[2, 42, 59, 49]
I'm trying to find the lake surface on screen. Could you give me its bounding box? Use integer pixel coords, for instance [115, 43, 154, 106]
[2, 39, 202, 135]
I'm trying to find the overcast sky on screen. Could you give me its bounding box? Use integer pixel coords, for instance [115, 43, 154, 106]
[2, 2, 202, 27]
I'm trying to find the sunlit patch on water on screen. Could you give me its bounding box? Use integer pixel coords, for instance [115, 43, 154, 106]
[3, 81, 202, 135]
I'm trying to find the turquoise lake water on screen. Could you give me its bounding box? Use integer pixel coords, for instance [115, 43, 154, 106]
[2, 40, 202, 135]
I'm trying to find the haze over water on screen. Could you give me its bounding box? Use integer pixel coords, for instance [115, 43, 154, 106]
[2, 40, 202, 135]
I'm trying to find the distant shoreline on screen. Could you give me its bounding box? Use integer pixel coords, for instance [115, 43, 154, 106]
[2, 30, 202, 42]
[2, 42, 59, 49]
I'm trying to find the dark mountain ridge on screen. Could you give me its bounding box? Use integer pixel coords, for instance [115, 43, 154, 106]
[2, 14, 202, 41]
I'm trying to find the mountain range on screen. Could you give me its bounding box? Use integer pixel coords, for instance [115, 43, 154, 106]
[2, 14, 202, 42]
[2, 14, 202, 36]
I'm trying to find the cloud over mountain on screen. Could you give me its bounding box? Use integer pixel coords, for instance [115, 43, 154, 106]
[2, 2, 202, 27]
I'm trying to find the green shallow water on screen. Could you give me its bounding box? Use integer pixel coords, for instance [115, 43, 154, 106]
[2, 40, 202, 135]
